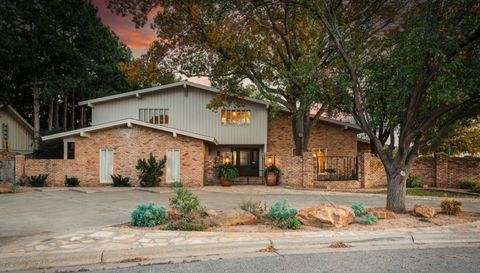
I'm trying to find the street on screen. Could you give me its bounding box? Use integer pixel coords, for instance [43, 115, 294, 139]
[82, 246, 480, 273]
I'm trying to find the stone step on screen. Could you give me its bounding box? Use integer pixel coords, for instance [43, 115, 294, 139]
[233, 176, 264, 185]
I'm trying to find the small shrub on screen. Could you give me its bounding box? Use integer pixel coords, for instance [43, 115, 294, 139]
[406, 175, 422, 188]
[169, 185, 205, 221]
[9, 183, 20, 192]
[27, 174, 48, 187]
[351, 203, 365, 216]
[359, 213, 379, 225]
[170, 181, 183, 188]
[131, 203, 167, 227]
[267, 199, 297, 220]
[217, 163, 239, 181]
[64, 176, 80, 187]
[473, 183, 480, 193]
[240, 199, 267, 217]
[136, 153, 166, 187]
[164, 221, 204, 231]
[264, 165, 280, 177]
[441, 198, 463, 215]
[458, 179, 479, 190]
[111, 174, 131, 187]
[277, 217, 302, 230]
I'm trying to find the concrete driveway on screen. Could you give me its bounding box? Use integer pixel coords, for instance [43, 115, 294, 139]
[1, 187, 479, 240]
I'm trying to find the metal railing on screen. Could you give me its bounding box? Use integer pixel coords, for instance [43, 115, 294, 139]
[316, 156, 358, 181]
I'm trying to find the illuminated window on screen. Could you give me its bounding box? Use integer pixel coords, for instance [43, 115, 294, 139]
[139, 109, 169, 125]
[317, 149, 327, 173]
[221, 110, 251, 125]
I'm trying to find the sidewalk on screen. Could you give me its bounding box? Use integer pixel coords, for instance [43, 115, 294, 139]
[1, 221, 480, 272]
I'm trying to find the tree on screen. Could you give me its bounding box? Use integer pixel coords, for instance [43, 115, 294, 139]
[297, 0, 480, 212]
[427, 119, 480, 156]
[107, 0, 348, 155]
[118, 41, 178, 88]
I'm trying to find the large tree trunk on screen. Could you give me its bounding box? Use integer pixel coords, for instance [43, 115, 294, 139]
[386, 168, 408, 213]
[47, 100, 53, 131]
[32, 85, 40, 151]
[292, 112, 306, 155]
[80, 106, 85, 128]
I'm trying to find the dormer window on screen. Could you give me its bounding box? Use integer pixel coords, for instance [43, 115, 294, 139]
[221, 110, 251, 125]
[139, 108, 169, 125]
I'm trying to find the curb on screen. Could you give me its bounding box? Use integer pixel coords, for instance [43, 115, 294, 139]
[1, 231, 479, 272]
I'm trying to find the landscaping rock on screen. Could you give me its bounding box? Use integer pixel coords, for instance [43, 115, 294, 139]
[295, 204, 355, 228]
[205, 209, 218, 217]
[413, 205, 436, 218]
[207, 209, 257, 227]
[367, 207, 396, 219]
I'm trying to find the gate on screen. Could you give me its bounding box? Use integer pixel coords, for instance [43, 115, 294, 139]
[316, 156, 358, 181]
[0, 159, 15, 183]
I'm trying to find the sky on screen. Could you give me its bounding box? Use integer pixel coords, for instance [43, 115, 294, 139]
[91, 0, 210, 86]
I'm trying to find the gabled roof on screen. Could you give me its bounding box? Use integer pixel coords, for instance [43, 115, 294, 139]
[41, 119, 218, 144]
[0, 104, 34, 134]
[78, 81, 270, 107]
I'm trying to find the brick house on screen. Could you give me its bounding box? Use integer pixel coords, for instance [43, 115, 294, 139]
[17, 81, 363, 187]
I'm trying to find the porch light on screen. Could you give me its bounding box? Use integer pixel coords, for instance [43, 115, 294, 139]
[224, 157, 230, 164]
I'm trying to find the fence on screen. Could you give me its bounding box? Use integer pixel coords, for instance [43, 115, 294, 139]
[315, 156, 358, 181]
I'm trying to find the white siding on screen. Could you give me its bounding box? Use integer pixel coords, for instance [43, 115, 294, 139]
[91, 87, 268, 145]
[0, 109, 33, 153]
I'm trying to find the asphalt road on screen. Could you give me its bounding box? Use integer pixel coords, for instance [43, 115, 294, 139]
[85, 246, 480, 273]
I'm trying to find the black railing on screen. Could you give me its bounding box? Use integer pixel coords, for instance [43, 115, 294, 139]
[316, 156, 357, 181]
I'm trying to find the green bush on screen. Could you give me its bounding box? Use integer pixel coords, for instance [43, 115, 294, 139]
[111, 174, 131, 187]
[240, 199, 266, 217]
[169, 185, 205, 221]
[359, 213, 379, 225]
[131, 203, 167, 227]
[217, 163, 239, 181]
[27, 174, 48, 187]
[351, 203, 365, 216]
[136, 153, 166, 187]
[458, 179, 479, 190]
[164, 221, 204, 231]
[170, 181, 183, 188]
[267, 199, 297, 220]
[64, 176, 80, 187]
[264, 165, 280, 177]
[406, 176, 423, 188]
[277, 217, 302, 230]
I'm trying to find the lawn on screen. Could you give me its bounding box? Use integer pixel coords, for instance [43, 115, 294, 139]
[372, 189, 479, 199]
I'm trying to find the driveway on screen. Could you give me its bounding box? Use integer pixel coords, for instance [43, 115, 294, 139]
[1, 187, 479, 240]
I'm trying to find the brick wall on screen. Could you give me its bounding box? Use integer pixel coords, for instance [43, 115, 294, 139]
[267, 113, 358, 157]
[357, 153, 388, 188]
[16, 126, 206, 187]
[410, 156, 436, 187]
[357, 141, 371, 154]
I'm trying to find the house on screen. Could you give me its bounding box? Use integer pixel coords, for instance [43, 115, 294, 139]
[21, 81, 362, 186]
[0, 104, 34, 155]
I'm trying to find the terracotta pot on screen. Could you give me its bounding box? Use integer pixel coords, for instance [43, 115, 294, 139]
[220, 176, 232, 186]
[266, 172, 277, 186]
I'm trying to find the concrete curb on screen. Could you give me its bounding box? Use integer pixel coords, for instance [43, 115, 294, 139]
[1, 231, 479, 272]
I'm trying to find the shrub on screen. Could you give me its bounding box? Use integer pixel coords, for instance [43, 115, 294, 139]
[351, 203, 365, 216]
[217, 163, 239, 181]
[267, 199, 297, 220]
[264, 165, 280, 177]
[164, 221, 204, 231]
[458, 179, 479, 190]
[64, 176, 80, 187]
[441, 198, 463, 215]
[136, 153, 166, 187]
[240, 199, 267, 217]
[131, 203, 167, 227]
[169, 185, 205, 221]
[473, 183, 480, 193]
[359, 213, 379, 225]
[111, 174, 131, 187]
[27, 174, 48, 187]
[170, 181, 183, 188]
[406, 176, 423, 188]
[277, 217, 302, 230]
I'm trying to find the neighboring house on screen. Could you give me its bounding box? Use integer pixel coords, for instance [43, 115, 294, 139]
[0, 104, 34, 155]
[35, 81, 362, 186]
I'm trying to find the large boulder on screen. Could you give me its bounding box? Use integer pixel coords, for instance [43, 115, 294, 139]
[367, 207, 396, 219]
[207, 209, 257, 227]
[413, 205, 436, 218]
[295, 205, 355, 228]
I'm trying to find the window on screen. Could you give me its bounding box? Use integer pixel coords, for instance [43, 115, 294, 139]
[316, 149, 327, 173]
[139, 108, 169, 125]
[99, 149, 113, 183]
[221, 110, 251, 125]
[2, 123, 9, 151]
[166, 149, 180, 183]
[67, 142, 75, 159]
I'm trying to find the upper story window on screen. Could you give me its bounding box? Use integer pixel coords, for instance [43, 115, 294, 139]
[139, 109, 169, 125]
[221, 110, 251, 126]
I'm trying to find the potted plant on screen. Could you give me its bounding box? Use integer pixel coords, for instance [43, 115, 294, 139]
[264, 165, 280, 186]
[218, 163, 239, 186]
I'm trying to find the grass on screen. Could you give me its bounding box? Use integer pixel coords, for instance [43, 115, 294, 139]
[371, 189, 479, 199]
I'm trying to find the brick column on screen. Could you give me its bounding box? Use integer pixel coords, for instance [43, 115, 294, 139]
[302, 152, 314, 188]
[357, 153, 369, 188]
[14, 154, 25, 183]
[435, 153, 449, 188]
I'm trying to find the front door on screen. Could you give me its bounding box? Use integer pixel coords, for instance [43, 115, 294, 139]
[233, 148, 259, 176]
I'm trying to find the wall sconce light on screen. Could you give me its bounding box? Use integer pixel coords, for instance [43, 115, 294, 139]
[267, 157, 273, 165]
[224, 157, 230, 164]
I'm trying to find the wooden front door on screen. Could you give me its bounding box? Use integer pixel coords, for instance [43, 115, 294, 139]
[233, 148, 259, 176]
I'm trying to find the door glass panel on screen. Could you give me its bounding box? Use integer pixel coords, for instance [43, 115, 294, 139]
[239, 151, 249, 166]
